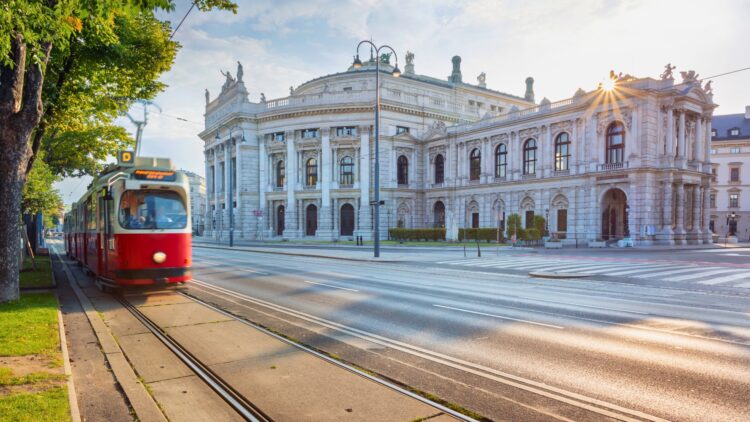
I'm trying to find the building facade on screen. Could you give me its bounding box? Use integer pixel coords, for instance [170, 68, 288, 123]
[184, 170, 206, 234]
[199, 56, 715, 245]
[709, 107, 750, 241]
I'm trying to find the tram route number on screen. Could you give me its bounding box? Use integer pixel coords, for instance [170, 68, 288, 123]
[133, 169, 177, 181]
[118, 150, 135, 166]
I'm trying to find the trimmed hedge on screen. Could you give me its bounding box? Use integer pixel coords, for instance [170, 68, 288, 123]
[389, 228, 446, 241]
[458, 228, 502, 242]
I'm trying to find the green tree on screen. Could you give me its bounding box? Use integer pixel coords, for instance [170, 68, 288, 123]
[506, 214, 523, 239]
[0, 0, 237, 303]
[22, 158, 62, 219]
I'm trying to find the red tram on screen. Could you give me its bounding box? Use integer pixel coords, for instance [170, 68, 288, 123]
[64, 155, 191, 290]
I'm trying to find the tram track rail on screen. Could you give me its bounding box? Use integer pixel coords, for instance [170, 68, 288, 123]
[114, 295, 273, 422]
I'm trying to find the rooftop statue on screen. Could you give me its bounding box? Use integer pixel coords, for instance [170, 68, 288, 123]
[660, 63, 676, 80]
[220, 69, 235, 92]
[380, 52, 391, 64]
[405, 51, 414, 66]
[477, 72, 486, 88]
[703, 80, 713, 95]
[289, 86, 295, 96]
[260, 92, 266, 103]
[680, 70, 699, 84]
[236, 61, 244, 83]
[205, 88, 210, 105]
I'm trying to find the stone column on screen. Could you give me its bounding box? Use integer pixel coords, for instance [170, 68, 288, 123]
[589, 185, 598, 240]
[695, 116, 703, 163]
[702, 186, 711, 242]
[704, 117, 712, 171]
[258, 136, 267, 238]
[318, 128, 333, 239]
[666, 107, 674, 163]
[689, 185, 702, 243]
[662, 182, 673, 235]
[678, 110, 686, 167]
[284, 131, 299, 238]
[203, 151, 210, 237]
[542, 126, 551, 177]
[356, 126, 371, 240]
[674, 183, 686, 243]
[235, 139, 242, 236]
[571, 119, 578, 175]
[225, 141, 232, 239]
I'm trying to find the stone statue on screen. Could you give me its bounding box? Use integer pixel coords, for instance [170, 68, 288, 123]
[660, 63, 676, 80]
[204, 88, 210, 105]
[220, 69, 235, 92]
[703, 80, 713, 95]
[680, 70, 699, 84]
[405, 51, 414, 66]
[260, 92, 266, 103]
[379, 52, 391, 64]
[236, 61, 244, 83]
[289, 86, 295, 96]
[477, 72, 486, 88]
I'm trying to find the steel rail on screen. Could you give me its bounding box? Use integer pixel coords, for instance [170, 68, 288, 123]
[115, 295, 273, 422]
[180, 290, 477, 422]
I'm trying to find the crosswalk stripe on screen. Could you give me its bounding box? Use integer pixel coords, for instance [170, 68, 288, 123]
[665, 269, 746, 282]
[579, 265, 643, 274]
[696, 272, 750, 285]
[607, 265, 678, 275]
[735, 281, 750, 288]
[634, 267, 707, 278]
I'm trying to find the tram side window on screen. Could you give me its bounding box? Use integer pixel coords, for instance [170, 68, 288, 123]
[118, 190, 187, 230]
[86, 199, 97, 231]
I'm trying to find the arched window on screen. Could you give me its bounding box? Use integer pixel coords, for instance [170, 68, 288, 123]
[276, 160, 285, 188]
[606, 122, 625, 164]
[340, 203, 355, 236]
[469, 148, 481, 181]
[495, 144, 507, 177]
[306, 158, 318, 186]
[434, 154, 444, 184]
[523, 139, 537, 175]
[397, 155, 408, 185]
[554, 132, 571, 171]
[433, 201, 445, 228]
[340, 156, 354, 185]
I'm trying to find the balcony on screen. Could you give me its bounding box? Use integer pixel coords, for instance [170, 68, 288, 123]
[521, 173, 537, 180]
[552, 169, 570, 176]
[598, 161, 628, 171]
[728, 180, 742, 185]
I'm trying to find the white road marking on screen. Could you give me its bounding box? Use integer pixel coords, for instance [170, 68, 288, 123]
[303, 280, 359, 292]
[433, 304, 564, 329]
[633, 267, 706, 278]
[735, 281, 750, 288]
[696, 272, 750, 285]
[665, 269, 747, 282]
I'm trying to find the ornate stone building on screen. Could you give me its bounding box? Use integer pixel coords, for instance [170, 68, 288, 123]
[199, 56, 715, 245]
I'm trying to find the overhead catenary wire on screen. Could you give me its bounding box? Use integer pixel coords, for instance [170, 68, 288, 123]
[169, 1, 197, 41]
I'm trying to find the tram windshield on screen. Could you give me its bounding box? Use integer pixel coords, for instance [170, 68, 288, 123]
[118, 190, 187, 230]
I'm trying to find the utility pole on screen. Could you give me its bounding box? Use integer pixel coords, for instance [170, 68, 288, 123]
[125, 100, 162, 156]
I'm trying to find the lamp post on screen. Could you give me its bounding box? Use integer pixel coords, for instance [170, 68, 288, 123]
[727, 211, 737, 236]
[215, 126, 245, 247]
[352, 41, 400, 258]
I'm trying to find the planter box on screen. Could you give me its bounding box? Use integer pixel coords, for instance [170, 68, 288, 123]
[588, 240, 607, 248]
[544, 241, 563, 249]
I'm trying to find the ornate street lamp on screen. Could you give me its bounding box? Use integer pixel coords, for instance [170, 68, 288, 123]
[352, 41, 400, 258]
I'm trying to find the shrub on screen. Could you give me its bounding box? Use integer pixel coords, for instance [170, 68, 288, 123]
[458, 228, 499, 242]
[533, 215, 546, 235]
[525, 228, 541, 241]
[388, 228, 446, 241]
[506, 214, 522, 239]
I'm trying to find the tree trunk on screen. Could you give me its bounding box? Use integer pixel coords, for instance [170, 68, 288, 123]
[0, 35, 51, 303]
[0, 128, 32, 303]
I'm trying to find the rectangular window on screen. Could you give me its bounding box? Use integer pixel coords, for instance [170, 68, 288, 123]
[336, 126, 357, 137]
[231, 157, 237, 188]
[302, 129, 318, 139]
[525, 211, 535, 229]
[730, 167, 740, 182]
[219, 162, 225, 192]
[468, 100, 475, 106]
[711, 129, 717, 137]
[710, 194, 716, 208]
[730, 147, 741, 154]
[471, 213, 479, 229]
[490, 105, 497, 111]
[729, 193, 739, 208]
[274, 132, 285, 142]
[396, 126, 409, 135]
[710, 148, 717, 155]
[343, 87, 352, 91]
[209, 166, 215, 193]
[730, 129, 740, 136]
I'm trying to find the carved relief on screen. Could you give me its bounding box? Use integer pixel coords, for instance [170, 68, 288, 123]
[518, 127, 539, 139]
[551, 121, 572, 137]
[596, 108, 632, 134]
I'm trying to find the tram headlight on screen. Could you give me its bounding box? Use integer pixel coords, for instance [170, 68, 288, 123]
[153, 252, 167, 264]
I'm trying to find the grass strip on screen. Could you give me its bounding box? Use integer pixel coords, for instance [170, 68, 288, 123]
[0, 387, 70, 422]
[0, 293, 60, 357]
[20, 256, 54, 289]
[0, 367, 66, 387]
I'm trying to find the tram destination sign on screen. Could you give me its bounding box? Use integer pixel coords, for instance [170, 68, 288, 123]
[133, 169, 177, 181]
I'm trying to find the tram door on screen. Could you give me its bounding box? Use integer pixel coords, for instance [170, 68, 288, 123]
[99, 191, 114, 278]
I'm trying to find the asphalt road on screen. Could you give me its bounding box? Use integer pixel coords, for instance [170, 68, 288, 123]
[190, 246, 750, 421]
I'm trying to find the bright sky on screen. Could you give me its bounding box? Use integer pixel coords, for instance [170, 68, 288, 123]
[56, 0, 750, 204]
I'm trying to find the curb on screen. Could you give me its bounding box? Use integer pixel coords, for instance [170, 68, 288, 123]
[56, 290, 81, 422]
[193, 243, 404, 263]
[51, 247, 168, 422]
